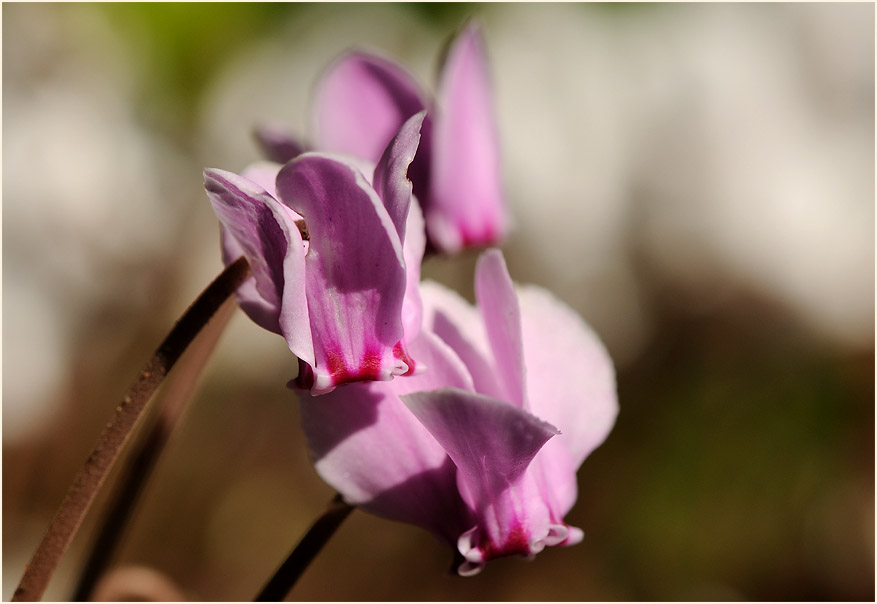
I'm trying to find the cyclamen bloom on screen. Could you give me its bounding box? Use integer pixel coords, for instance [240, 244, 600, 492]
[310, 22, 507, 254]
[205, 114, 427, 394]
[298, 249, 617, 574]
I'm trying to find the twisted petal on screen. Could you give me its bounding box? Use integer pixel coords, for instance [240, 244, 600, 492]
[373, 111, 425, 240]
[276, 153, 410, 393]
[299, 330, 475, 544]
[372, 111, 427, 341]
[313, 52, 426, 163]
[427, 23, 506, 252]
[401, 388, 560, 572]
[203, 168, 313, 364]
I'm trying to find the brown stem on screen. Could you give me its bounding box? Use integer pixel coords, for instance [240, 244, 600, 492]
[254, 494, 354, 602]
[71, 295, 238, 601]
[12, 257, 251, 602]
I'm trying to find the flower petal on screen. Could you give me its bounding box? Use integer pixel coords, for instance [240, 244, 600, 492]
[299, 330, 475, 544]
[313, 52, 426, 163]
[372, 111, 427, 341]
[275, 152, 410, 393]
[401, 388, 558, 560]
[401, 197, 426, 341]
[401, 388, 557, 496]
[253, 124, 307, 164]
[518, 284, 619, 468]
[475, 249, 527, 408]
[203, 168, 313, 365]
[427, 23, 506, 252]
[372, 111, 425, 241]
[240, 161, 283, 198]
[420, 280, 504, 401]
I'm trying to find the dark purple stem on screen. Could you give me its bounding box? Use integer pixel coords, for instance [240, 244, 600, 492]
[254, 494, 354, 601]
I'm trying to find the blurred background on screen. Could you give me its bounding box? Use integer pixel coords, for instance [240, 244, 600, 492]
[3, 3, 874, 601]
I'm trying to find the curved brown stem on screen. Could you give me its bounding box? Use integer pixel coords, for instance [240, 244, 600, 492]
[254, 494, 354, 602]
[72, 295, 238, 601]
[13, 257, 251, 602]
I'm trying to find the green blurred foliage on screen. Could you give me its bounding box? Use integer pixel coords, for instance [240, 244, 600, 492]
[94, 3, 299, 137]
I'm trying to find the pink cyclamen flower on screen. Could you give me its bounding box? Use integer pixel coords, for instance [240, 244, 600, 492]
[298, 249, 618, 574]
[205, 113, 427, 394]
[310, 22, 507, 254]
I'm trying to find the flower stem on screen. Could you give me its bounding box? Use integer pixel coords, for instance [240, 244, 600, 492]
[254, 494, 354, 602]
[71, 295, 238, 601]
[12, 257, 251, 602]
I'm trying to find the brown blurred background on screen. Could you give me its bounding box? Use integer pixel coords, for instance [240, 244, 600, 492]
[3, 3, 874, 601]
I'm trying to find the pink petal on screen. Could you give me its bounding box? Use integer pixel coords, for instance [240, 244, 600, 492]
[518, 284, 618, 469]
[371, 112, 427, 341]
[299, 330, 475, 544]
[475, 249, 527, 409]
[240, 161, 283, 199]
[275, 152, 410, 393]
[217, 226, 272, 331]
[427, 23, 506, 253]
[313, 52, 426, 163]
[525, 438, 581, 523]
[420, 280, 504, 401]
[253, 123, 307, 164]
[401, 388, 559, 561]
[203, 168, 314, 365]
[372, 111, 425, 241]
[401, 197, 426, 341]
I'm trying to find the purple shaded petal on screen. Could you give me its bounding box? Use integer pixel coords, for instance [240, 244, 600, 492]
[204, 169, 313, 365]
[299, 330, 475, 544]
[313, 52, 426, 163]
[518, 284, 618, 468]
[217, 226, 274, 330]
[372, 111, 425, 241]
[253, 123, 307, 164]
[475, 249, 526, 408]
[275, 153, 410, 393]
[401, 388, 559, 562]
[408, 114, 433, 224]
[427, 23, 506, 253]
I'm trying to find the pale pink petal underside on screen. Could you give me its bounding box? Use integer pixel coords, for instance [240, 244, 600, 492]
[475, 249, 527, 408]
[518, 284, 618, 468]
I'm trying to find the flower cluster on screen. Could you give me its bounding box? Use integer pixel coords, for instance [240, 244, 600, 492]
[204, 23, 617, 576]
